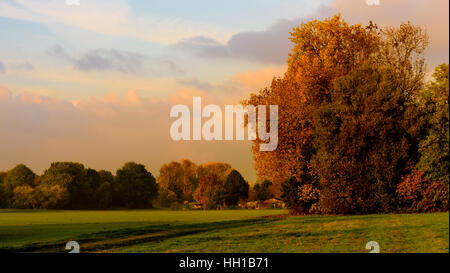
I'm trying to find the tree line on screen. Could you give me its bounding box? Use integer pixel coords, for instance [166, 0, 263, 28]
[245, 15, 449, 214]
[0, 160, 275, 209]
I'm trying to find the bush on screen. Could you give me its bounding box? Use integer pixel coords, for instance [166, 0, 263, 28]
[397, 167, 449, 212]
[253, 180, 273, 201]
[155, 187, 179, 208]
[281, 177, 320, 214]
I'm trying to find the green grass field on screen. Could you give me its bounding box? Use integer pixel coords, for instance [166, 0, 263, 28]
[0, 209, 448, 253]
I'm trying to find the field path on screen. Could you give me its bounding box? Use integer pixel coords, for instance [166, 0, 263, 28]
[5, 216, 285, 253]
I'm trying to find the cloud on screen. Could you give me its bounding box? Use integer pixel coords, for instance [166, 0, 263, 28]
[15, 61, 34, 71]
[46, 44, 73, 62]
[0, 61, 6, 73]
[46, 45, 184, 75]
[172, 0, 448, 67]
[176, 78, 214, 92]
[171, 7, 334, 64]
[75, 49, 143, 74]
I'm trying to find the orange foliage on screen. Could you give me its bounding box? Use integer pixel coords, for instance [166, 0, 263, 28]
[397, 167, 449, 212]
[245, 15, 380, 195]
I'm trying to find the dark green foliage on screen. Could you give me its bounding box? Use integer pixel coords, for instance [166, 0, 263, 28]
[280, 166, 319, 214]
[86, 168, 101, 191]
[40, 162, 93, 209]
[115, 162, 158, 208]
[219, 170, 249, 206]
[417, 64, 449, 185]
[155, 187, 179, 208]
[253, 180, 273, 201]
[0, 172, 7, 207]
[280, 177, 302, 213]
[312, 66, 421, 214]
[94, 182, 113, 209]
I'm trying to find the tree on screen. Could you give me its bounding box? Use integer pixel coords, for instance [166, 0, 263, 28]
[244, 15, 380, 196]
[0, 172, 6, 184]
[194, 173, 221, 209]
[3, 164, 36, 193]
[33, 184, 69, 209]
[253, 180, 273, 201]
[157, 161, 185, 202]
[220, 170, 249, 206]
[155, 187, 179, 208]
[115, 162, 158, 208]
[244, 15, 428, 214]
[39, 162, 92, 209]
[280, 164, 320, 214]
[98, 170, 114, 184]
[181, 159, 199, 200]
[193, 162, 233, 208]
[0, 172, 8, 207]
[11, 185, 35, 208]
[312, 66, 421, 214]
[94, 182, 113, 209]
[157, 159, 199, 204]
[86, 168, 101, 191]
[417, 64, 449, 185]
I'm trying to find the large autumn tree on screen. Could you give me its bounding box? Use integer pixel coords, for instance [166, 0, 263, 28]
[245, 15, 429, 213]
[245, 15, 381, 196]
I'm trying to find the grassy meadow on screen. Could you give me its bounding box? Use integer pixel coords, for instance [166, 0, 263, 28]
[0, 209, 447, 253]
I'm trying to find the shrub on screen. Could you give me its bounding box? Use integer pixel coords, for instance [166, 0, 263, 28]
[397, 167, 449, 212]
[155, 187, 179, 208]
[281, 177, 320, 214]
[253, 180, 273, 201]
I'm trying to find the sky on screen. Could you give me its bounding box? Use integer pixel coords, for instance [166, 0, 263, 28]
[0, 0, 448, 182]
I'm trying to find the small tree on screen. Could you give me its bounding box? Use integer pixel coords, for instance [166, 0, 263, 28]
[194, 173, 221, 209]
[220, 170, 249, 207]
[253, 180, 273, 201]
